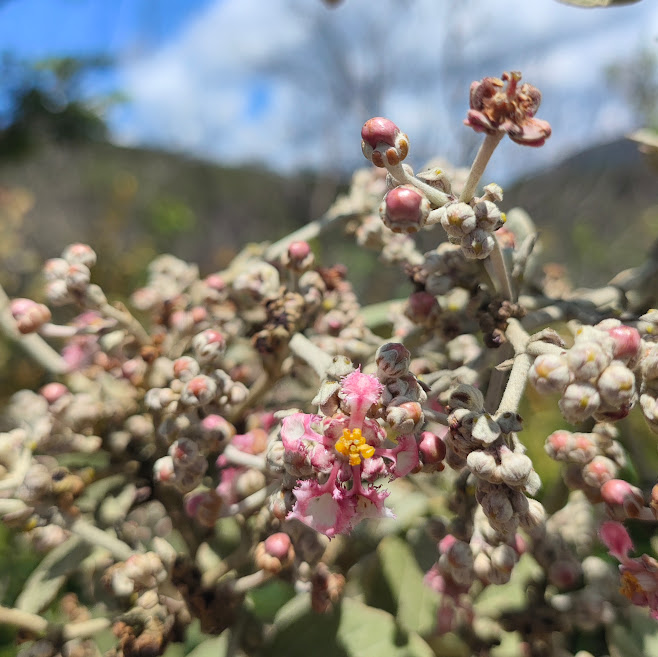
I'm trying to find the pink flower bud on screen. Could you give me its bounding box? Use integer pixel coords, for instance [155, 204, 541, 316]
[544, 429, 574, 460]
[39, 382, 68, 404]
[173, 356, 201, 381]
[204, 273, 226, 291]
[582, 456, 617, 489]
[62, 243, 97, 268]
[10, 298, 51, 334]
[43, 257, 68, 280]
[607, 325, 641, 363]
[405, 291, 439, 325]
[264, 532, 293, 561]
[601, 479, 645, 518]
[180, 375, 217, 406]
[597, 361, 636, 406]
[361, 117, 409, 168]
[192, 329, 226, 367]
[379, 185, 430, 234]
[418, 431, 446, 467]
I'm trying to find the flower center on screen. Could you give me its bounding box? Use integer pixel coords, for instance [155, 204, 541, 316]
[620, 570, 642, 600]
[335, 428, 375, 466]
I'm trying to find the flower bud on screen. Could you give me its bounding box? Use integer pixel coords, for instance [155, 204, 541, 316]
[43, 257, 68, 280]
[559, 383, 600, 424]
[283, 241, 314, 272]
[600, 479, 645, 518]
[418, 431, 446, 469]
[606, 325, 641, 364]
[467, 450, 499, 482]
[439, 202, 476, 238]
[180, 375, 217, 406]
[528, 353, 570, 395]
[482, 183, 503, 203]
[361, 117, 409, 167]
[519, 498, 546, 529]
[65, 263, 91, 292]
[10, 298, 51, 334]
[173, 356, 201, 381]
[449, 384, 485, 412]
[460, 228, 496, 260]
[474, 200, 504, 231]
[255, 533, 295, 574]
[638, 308, 658, 337]
[62, 243, 97, 268]
[597, 361, 635, 406]
[415, 167, 452, 194]
[405, 291, 439, 325]
[582, 456, 617, 489]
[567, 341, 610, 381]
[153, 456, 175, 483]
[379, 185, 430, 234]
[376, 342, 410, 379]
[499, 450, 533, 487]
[192, 329, 226, 367]
[39, 382, 68, 405]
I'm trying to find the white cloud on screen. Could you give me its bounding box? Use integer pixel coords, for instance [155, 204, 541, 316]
[114, 0, 658, 180]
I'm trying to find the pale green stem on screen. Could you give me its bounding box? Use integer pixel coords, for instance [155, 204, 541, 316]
[459, 133, 504, 204]
[0, 605, 110, 641]
[384, 162, 451, 207]
[0, 284, 68, 374]
[288, 332, 333, 379]
[66, 517, 134, 561]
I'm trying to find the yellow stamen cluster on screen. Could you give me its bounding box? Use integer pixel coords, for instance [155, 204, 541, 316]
[335, 428, 375, 466]
[620, 570, 642, 601]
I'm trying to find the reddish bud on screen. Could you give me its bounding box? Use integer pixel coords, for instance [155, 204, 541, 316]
[40, 382, 68, 404]
[361, 117, 400, 149]
[380, 185, 430, 234]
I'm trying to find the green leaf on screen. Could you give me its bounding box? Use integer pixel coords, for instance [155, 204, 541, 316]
[15, 536, 90, 613]
[248, 580, 296, 622]
[607, 607, 658, 657]
[270, 595, 434, 657]
[556, 0, 642, 6]
[377, 535, 439, 635]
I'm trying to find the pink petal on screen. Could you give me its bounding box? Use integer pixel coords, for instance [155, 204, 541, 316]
[600, 520, 634, 561]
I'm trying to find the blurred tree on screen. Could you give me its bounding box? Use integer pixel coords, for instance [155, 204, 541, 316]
[607, 47, 658, 130]
[0, 54, 122, 159]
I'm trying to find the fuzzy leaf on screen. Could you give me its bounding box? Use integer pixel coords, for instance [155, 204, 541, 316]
[377, 535, 439, 635]
[607, 607, 658, 657]
[184, 636, 229, 657]
[15, 536, 90, 613]
[270, 594, 434, 657]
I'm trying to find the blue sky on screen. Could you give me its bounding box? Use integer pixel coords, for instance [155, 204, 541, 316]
[2, 0, 658, 181]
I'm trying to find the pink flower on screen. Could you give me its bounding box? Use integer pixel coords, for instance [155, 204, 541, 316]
[281, 369, 418, 536]
[464, 71, 551, 147]
[600, 520, 658, 618]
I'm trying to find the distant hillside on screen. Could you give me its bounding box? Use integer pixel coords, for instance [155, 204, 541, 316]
[0, 141, 341, 295]
[504, 138, 658, 286]
[1, 136, 657, 299]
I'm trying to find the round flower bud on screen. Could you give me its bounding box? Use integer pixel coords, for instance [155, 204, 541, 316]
[499, 450, 533, 487]
[361, 117, 409, 167]
[415, 167, 452, 194]
[43, 257, 69, 281]
[405, 291, 439, 325]
[173, 356, 201, 381]
[62, 243, 97, 268]
[10, 298, 51, 334]
[153, 456, 174, 483]
[600, 479, 645, 518]
[45, 279, 72, 306]
[582, 456, 617, 489]
[283, 241, 314, 272]
[467, 450, 499, 482]
[474, 200, 504, 231]
[192, 329, 226, 367]
[39, 382, 68, 405]
[376, 342, 411, 379]
[449, 384, 485, 412]
[418, 431, 446, 471]
[180, 375, 217, 406]
[638, 308, 658, 337]
[439, 202, 476, 238]
[597, 361, 635, 406]
[559, 383, 600, 424]
[65, 263, 91, 292]
[255, 532, 295, 574]
[386, 401, 423, 434]
[460, 228, 496, 260]
[567, 341, 611, 382]
[606, 325, 641, 364]
[519, 498, 546, 529]
[379, 185, 430, 234]
[481, 183, 503, 203]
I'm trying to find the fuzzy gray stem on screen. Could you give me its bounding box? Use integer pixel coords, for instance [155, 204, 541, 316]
[460, 133, 504, 204]
[289, 332, 333, 379]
